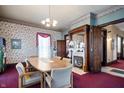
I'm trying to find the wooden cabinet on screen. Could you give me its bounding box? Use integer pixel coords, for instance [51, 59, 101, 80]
[57, 40, 66, 57]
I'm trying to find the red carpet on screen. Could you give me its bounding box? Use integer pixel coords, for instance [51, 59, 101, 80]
[109, 60, 124, 70]
[1, 64, 124, 88]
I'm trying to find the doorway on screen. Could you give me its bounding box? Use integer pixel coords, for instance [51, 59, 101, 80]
[64, 34, 70, 57]
[99, 18, 124, 65]
[101, 29, 107, 66]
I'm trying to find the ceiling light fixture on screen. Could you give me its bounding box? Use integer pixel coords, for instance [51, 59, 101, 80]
[41, 5, 58, 27]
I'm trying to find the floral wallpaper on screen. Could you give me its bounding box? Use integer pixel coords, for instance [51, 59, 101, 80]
[0, 21, 62, 64]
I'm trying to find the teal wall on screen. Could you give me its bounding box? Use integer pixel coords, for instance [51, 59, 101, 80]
[90, 13, 97, 26]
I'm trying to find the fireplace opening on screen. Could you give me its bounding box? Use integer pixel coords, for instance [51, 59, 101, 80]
[73, 56, 83, 68]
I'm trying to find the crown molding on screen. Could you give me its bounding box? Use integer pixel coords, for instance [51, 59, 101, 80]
[0, 17, 62, 32]
[97, 6, 124, 18]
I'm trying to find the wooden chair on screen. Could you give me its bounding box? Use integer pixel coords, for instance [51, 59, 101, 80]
[44, 64, 73, 88]
[16, 62, 41, 88]
[24, 58, 37, 72]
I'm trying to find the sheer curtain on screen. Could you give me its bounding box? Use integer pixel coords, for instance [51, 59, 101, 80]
[37, 33, 51, 58]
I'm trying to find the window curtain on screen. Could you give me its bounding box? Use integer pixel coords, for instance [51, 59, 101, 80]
[36, 33, 51, 58]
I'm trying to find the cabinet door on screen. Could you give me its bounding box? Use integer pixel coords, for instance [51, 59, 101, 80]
[57, 40, 66, 57]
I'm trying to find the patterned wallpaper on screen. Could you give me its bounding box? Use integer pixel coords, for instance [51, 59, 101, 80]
[0, 21, 62, 64]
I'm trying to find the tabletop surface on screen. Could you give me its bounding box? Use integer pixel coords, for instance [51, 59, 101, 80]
[28, 57, 70, 72]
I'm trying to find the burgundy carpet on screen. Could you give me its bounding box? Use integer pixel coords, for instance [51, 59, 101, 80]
[73, 72, 124, 88]
[109, 60, 124, 70]
[1, 65, 124, 88]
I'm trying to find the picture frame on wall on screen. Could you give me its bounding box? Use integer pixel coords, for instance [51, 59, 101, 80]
[11, 39, 21, 49]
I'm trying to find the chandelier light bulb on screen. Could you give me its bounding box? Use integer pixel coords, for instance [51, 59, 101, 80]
[52, 23, 56, 27]
[41, 20, 45, 25]
[41, 19, 58, 27]
[53, 20, 58, 25]
[46, 23, 50, 27]
[46, 18, 50, 22]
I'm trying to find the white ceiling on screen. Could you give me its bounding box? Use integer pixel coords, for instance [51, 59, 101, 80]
[115, 22, 124, 31]
[0, 5, 115, 31]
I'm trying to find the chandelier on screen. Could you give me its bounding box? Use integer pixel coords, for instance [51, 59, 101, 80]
[41, 5, 58, 27]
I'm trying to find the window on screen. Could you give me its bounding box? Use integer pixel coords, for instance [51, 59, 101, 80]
[37, 33, 51, 58]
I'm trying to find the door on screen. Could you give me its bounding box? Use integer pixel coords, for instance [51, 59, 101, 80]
[57, 40, 66, 57]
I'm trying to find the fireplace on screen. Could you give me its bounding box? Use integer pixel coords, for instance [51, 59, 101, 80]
[73, 56, 83, 68]
[72, 51, 85, 69]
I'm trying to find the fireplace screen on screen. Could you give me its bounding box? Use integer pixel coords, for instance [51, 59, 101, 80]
[73, 56, 83, 68]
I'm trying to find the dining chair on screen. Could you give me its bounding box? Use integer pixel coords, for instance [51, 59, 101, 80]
[16, 62, 41, 88]
[24, 58, 37, 72]
[44, 64, 73, 88]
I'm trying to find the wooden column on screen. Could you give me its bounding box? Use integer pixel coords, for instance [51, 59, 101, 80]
[89, 26, 102, 72]
[83, 26, 90, 72]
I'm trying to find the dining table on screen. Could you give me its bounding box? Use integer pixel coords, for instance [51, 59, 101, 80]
[28, 56, 71, 88]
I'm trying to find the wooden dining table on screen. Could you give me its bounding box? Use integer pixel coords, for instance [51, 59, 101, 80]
[28, 56, 71, 88]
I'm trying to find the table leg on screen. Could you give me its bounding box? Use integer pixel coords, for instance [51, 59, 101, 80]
[43, 73, 46, 88]
[40, 72, 44, 88]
